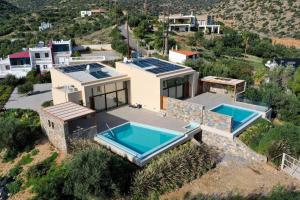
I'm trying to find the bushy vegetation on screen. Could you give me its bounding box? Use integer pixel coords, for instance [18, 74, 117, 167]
[0, 109, 41, 161]
[41, 100, 53, 108]
[132, 142, 218, 198]
[7, 178, 23, 195]
[28, 142, 218, 199]
[18, 82, 34, 94]
[240, 120, 300, 166]
[0, 75, 20, 110]
[110, 28, 128, 55]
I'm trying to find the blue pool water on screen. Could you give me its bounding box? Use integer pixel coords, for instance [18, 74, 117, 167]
[99, 122, 182, 156]
[211, 104, 258, 131]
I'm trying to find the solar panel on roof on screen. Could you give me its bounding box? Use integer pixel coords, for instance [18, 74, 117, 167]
[59, 63, 104, 73]
[133, 58, 184, 74]
[90, 71, 110, 79]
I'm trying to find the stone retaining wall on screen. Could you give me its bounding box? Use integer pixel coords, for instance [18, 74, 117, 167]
[162, 97, 204, 123]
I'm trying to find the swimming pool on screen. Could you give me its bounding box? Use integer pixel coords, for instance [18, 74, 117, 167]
[94, 122, 195, 166]
[211, 104, 259, 131]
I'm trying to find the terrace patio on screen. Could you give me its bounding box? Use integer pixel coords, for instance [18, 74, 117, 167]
[96, 106, 188, 133]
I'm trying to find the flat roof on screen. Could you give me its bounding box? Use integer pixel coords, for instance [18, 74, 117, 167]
[201, 76, 245, 86]
[43, 102, 95, 122]
[172, 50, 198, 56]
[57, 63, 126, 83]
[125, 58, 195, 76]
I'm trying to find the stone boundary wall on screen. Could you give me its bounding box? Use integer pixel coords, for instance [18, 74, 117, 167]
[203, 110, 232, 132]
[162, 97, 204, 123]
[39, 110, 68, 152]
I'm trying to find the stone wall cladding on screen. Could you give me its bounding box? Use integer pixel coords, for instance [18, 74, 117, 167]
[39, 110, 68, 152]
[203, 110, 232, 132]
[164, 97, 204, 123]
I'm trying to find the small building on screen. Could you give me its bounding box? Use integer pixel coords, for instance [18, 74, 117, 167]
[51, 63, 130, 111]
[81, 11, 92, 17]
[40, 102, 96, 152]
[116, 58, 199, 112]
[198, 76, 246, 97]
[39, 22, 52, 31]
[169, 50, 199, 64]
[8, 51, 32, 78]
[49, 40, 72, 66]
[29, 46, 53, 72]
[265, 58, 300, 69]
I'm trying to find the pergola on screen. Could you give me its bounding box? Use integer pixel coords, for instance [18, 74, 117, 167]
[199, 76, 246, 96]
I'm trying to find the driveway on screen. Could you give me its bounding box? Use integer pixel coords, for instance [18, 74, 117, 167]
[5, 83, 52, 111]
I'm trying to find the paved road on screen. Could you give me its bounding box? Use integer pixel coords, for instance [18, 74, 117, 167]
[5, 83, 52, 111]
[119, 24, 148, 56]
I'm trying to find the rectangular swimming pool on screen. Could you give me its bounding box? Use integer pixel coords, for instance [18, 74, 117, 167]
[94, 122, 193, 166]
[211, 104, 259, 131]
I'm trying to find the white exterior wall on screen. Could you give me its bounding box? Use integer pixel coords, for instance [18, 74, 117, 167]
[29, 47, 53, 71]
[169, 51, 188, 64]
[116, 62, 161, 112]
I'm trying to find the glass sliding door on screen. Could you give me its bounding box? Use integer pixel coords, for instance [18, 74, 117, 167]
[162, 76, 189, 99]
[91, 81, 128, 112]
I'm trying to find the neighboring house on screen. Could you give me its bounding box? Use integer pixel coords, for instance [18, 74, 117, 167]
[81, 8, 107, 17]
[159, 13, 220, 34]
[265, 58, 300, 69]
[169, 50, 199, 64]
[161, 13, 197, 32]
[7, 51, 32, 78]
[49, 40, 72, 66]
[81, 11, 92, 17]
[116, 58, 199, 112]
[196, 14, 220, 34]
[0, 39, 72, 78]
[39, 22, 52, 31]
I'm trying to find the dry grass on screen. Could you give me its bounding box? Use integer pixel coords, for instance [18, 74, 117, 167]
[161, 162, 300, 200]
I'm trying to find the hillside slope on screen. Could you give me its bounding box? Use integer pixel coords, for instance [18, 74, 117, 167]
[0, 0, 20, 17]
[208, 0, 300, 38]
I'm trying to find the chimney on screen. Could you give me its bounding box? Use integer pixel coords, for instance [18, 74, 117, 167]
[86, 64, 90, 72]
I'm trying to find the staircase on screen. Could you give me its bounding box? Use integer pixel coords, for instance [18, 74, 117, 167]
[281, 153, 300, 180]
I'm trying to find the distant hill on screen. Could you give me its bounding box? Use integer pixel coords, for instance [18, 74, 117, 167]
[0, 0, 20, 17]
[118, 0, 220, 15]
[5, 0, 59, 10]
[207, 0, 300, 38]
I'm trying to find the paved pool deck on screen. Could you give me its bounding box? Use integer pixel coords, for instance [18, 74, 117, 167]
[96, 106, 187, 133]
[186, 92, 269, 112]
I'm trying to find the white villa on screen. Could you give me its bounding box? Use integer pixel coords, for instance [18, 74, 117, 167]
[159, 13, 220, 34]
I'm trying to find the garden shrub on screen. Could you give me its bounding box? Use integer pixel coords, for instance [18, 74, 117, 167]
[257, 124, 300, 165]
[239, 119, 273, 151]
[27, 152, 58, 179]
[7, 178, 23, 195]
[18, 154, 33, 165]
[31, 148, 39, 156]
[8, 165, 23, 177]
[131, 142, 219, 198]
[17, 82, 34, 94]
[64, 148, 137, 200]
[0, 109, 41, 160]
[31, 165, 72, 200]
[41, 100, 53, 108]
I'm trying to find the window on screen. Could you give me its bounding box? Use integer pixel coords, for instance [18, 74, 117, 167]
[51, 122, 54, 129]
[45, 53, 49, 58]
[35, 53, 40, 58]
[48, 120, 51, 127]
[43, 65, 48, 69]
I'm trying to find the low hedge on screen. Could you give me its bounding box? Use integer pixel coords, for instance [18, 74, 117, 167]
[131, 142, 219, 198]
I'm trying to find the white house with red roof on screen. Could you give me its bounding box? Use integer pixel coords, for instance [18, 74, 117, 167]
[169, 50, 199, 64]
[0, 40, 72, 78]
